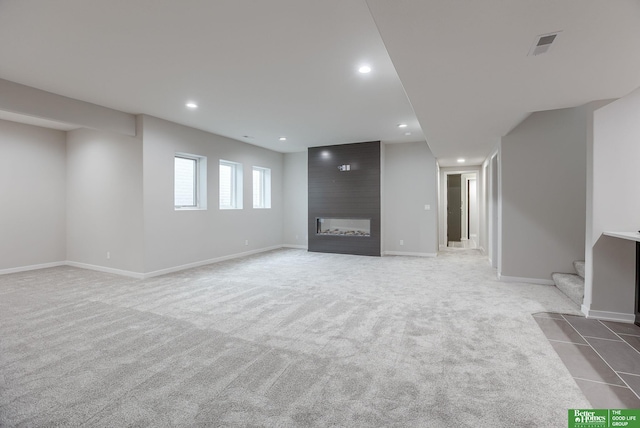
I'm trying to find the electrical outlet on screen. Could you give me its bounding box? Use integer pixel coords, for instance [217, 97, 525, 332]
[400, 240, 404, 246]
[245, 240, 249, 246]
[425, 204, 431, 210]
[106, 251, 110, 259]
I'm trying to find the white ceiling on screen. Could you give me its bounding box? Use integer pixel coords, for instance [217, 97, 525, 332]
[1, 1, 639, 167]
[367, 0, 640, 166]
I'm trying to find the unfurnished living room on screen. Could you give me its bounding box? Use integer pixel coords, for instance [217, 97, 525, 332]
[2, 1, 640, 427]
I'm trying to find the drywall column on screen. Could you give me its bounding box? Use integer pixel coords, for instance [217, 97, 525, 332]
[66, 126, 144, 275]
[383, 141, 438, 256]
[478, 158, 489, 255]
[489, 153, 499, 269]
[583, 99, 614, 315]
[283, 152, 308, 248]
[587, 89, 640, 321]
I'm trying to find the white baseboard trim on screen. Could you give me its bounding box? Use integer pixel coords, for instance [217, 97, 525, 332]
[383, 251, 438, 257]
[2, 246, 290, 279]
[581, 306, 635, 323]
[281, 244, 308, 250]
[65, 261, 145, 279]
[142, 245, 284, 279]
[498, 274, 555, 286]
[0, 261, 66, 275]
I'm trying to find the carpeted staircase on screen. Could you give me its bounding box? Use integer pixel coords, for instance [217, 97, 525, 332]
[552, 261, 585, 307]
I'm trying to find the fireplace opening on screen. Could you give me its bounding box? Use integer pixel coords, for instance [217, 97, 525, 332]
[316, 218, 371, 237]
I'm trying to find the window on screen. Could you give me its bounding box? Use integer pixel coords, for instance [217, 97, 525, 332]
[174, 153, 207, 210]
[219, 160, 243, 209]
[252, 166, 271, 209]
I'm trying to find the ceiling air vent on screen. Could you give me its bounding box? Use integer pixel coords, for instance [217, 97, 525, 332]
[528, 31, 561, 56]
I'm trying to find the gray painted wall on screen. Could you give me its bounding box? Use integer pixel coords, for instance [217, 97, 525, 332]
[0, 112, 439, 274]
[0, 119, 66, 270]
[66, 127, 144, 273]
[142, 115, 284, 273]
[501, 106, 588, 281]
[383, 142, 438, 255]
[587, 89, 640, 317]
[583, 99, 615, 313]
[283, 152, 308, 247]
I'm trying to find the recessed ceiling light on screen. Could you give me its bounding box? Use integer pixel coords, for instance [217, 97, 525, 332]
[185, 102, 198, 109]
[404, 132, 412, 136]
[279, 137, 287, 141]
[397, 123, 407, 128]
[358, 65, 371, 74]
[457, 158, 466, 163]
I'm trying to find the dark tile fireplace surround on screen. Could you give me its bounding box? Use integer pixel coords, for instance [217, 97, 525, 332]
[308, 141, 381, 256]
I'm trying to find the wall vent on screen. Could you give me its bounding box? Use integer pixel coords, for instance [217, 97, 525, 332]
[528, 31, 561, 56]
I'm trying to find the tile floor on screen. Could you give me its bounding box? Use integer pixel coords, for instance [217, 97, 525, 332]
[534, 312, 640, 408]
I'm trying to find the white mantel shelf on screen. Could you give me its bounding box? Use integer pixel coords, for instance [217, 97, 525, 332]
[603, 231, 640, 243]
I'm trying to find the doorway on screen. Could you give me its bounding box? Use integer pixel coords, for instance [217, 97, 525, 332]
[447, 174, 462, 244]
[446, 171, 478, 248]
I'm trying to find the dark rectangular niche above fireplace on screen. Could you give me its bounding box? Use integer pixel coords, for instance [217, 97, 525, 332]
[316, 218, 371, 237]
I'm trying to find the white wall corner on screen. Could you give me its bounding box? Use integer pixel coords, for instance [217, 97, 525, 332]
[281, 244, 308, 250]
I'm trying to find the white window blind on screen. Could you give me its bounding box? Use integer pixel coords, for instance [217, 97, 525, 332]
[175, 156, 197, 207]
[252, 166, 271, 209]
[174, 153, 207, 210]
[220, 160, 243, 209]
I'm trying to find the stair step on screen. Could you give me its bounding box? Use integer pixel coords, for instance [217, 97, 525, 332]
[552, 272, 584, 307]
[574, 260, 585, 279]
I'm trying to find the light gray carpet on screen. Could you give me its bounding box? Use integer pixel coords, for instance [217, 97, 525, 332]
[574, 260, 586, 279]
[0, 248, 589, 427]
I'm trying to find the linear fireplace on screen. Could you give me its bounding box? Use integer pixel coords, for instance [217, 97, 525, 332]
[316, 218, 371, 237]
